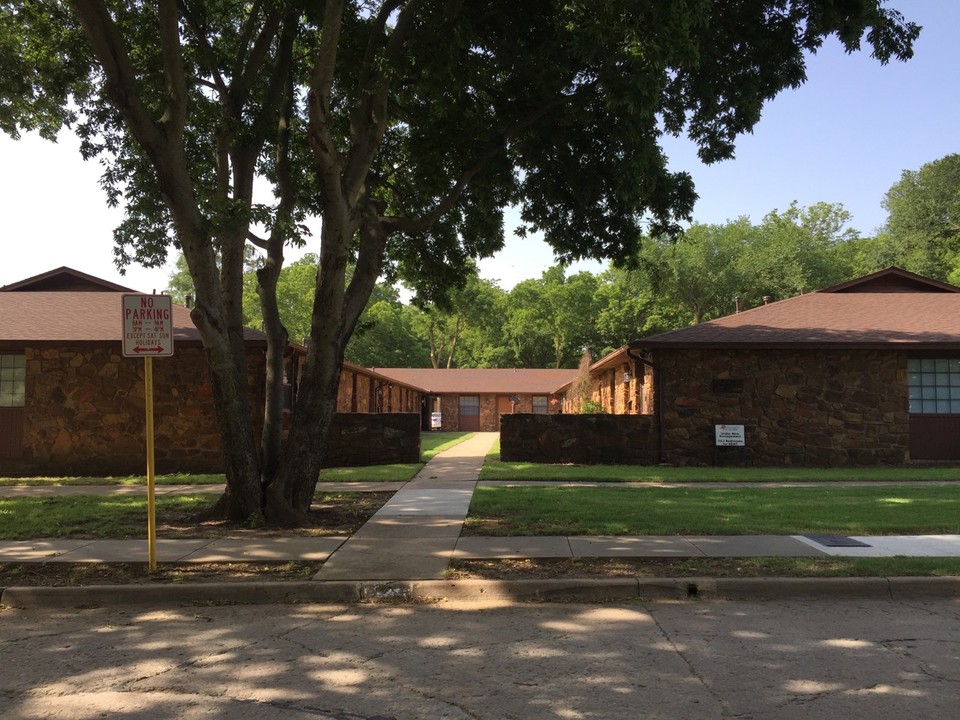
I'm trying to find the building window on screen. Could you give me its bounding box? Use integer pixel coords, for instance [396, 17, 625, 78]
[0, 354, 26, 407]
[459, 395, 480, 417]
[908, 358, 960, 414]
[532, 395, 548, 414]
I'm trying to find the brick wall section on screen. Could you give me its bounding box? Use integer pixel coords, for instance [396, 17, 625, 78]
[322, 413, 420, 467]
[439, 394, 460, 431]
[657, 348, 910, 466]
[438, 393, 562, 431]
[561, 362, 653, 414]
[501, 413, 658, 464]
[2, 344, 264, 476]
[336, 368, 422, 413]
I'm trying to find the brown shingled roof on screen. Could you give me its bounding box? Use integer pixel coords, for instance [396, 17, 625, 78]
[371, 368, 578, 394]
[0, 267, 138, 293]
[0, 292, 266, 345]
[634, 291, 960, 350]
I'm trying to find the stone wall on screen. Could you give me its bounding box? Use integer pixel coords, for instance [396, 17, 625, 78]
[2, 344, 264, 476]
[657, 348, 910, 466]
[501, 413, 658, 464]
[322, 413, 421, 467]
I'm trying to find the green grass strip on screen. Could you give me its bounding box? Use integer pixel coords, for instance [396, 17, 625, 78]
[0, 495, 216, 540]
[0, 473, 225, 487]
[466, 485, 960, 536]
[421, 431, 474, 459]
[318, 463, 422, 482]
[480, 460, 960, 483]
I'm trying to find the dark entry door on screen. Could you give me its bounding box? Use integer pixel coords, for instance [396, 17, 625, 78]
[0, 407, 23, 459]
[496, 395, 513, 430]
[459, 395, 480, 431]
[909, 416, 960, 460]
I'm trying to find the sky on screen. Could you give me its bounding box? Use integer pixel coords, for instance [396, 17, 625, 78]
[1, 1, 957, 294]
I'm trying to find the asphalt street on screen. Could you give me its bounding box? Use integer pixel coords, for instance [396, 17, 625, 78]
[2, 597, 958, 719]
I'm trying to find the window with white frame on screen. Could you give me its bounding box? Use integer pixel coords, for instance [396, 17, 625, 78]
[908, 358, 960, 414]
[0, 354, 26, 407]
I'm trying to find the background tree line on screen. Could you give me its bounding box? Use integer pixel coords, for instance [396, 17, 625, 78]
[168, 152, 960, 370]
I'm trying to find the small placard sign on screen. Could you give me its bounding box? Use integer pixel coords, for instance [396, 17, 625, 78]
[715, 424, 745, 447]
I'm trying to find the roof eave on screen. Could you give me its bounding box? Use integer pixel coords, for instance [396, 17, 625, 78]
[635, 341, 960, 351]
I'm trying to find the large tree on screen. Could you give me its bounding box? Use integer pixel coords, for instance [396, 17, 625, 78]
[1, 1, 918, 523]
[879, 154, 960, 281]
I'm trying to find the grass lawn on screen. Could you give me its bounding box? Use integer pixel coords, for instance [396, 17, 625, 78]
[465, 485, 960, 536]
[422, 431, 474, 459]
[0, 495, 217, 540]
[480, 455, 960, 483]
[0, 490, 389, 540]
[0, 473, 225, 487]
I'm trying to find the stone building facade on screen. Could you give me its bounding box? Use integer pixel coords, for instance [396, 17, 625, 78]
[1, 344, 262, 476]
[655, 348, 910, 466]
[0, 268, 426, 477]
[514, 268, 960, 467]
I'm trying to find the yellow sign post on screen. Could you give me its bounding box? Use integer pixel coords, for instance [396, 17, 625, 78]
[122, 294, 174, 572]
[144, 355, 157, 570]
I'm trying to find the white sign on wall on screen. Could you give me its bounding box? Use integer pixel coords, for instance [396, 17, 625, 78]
[121, 294, 174, 358]
[715, 424, 745, 447]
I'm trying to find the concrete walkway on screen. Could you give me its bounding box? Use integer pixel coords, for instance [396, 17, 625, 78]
[313, 431, 497, 580]
[3, 433, 960, 573]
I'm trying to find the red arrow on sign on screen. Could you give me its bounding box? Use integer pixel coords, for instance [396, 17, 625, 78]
[133, 346, 166, 354]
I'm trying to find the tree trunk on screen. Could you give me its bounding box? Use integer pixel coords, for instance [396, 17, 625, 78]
[257, 260, 289, 484]
[190, 306, 263, 520]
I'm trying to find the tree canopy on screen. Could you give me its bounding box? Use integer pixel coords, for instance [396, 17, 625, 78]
[2, 1, 919, 523]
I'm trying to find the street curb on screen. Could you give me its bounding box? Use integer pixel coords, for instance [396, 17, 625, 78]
[5, 576, 960, 608]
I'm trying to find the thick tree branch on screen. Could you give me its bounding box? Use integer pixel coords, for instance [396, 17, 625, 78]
[341, 203, 389, 352]
[307, 0, 348, 226]
[233, 8, 284, 105]
[343, 0, 414, 206]
[157, 0, 188, 138]
[177, 0, 229, 97]
[249, 8, 299, 159]
[69, 0, 162, 148]
[247, 231, 269, 250]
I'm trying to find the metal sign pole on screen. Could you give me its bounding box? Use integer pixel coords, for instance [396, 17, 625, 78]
[145, 355, 157, 572]
[121, 293, 173, 573]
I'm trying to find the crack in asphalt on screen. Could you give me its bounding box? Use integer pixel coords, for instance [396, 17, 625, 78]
[643, 603, 735, 718]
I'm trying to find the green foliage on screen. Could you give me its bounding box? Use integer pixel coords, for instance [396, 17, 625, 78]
[346, 299, 429, 368]
[880, 154, 960, 281]
[2, 1, 920, 290]
[409, 266, 506, 368]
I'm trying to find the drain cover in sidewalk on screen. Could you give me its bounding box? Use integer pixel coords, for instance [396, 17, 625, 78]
[804, 535, 872, 548]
